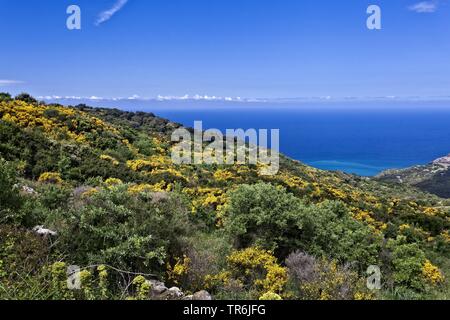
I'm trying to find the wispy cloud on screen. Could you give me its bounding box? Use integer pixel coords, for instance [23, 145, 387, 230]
[96, 0, 129, 26]
[408, 1, 439, 13]
[0, 80, 24, 87]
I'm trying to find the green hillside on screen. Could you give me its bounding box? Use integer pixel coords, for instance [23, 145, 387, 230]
[0, 93, 449, 300]
[376, 155, 450, 198]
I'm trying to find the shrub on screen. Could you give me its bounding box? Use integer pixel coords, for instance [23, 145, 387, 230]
[259, 292, 282, 300]
[387, 236, 427, 291]
[205, 247, 287, 299]
[14, 93, 37, 104]
[0, 159, 23, 223]
[38, 172, 63, 184]
[55, 186, 193, 275]
[0, 92, 12, 102]
[223, 183, 308, 254]
[285, 251, 371, 300]
[223, 183, 381, 266]
[422, 260, 444, 285]
[0, 225, 49, 284]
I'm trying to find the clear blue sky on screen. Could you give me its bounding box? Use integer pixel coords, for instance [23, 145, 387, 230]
[1, 0, 449, 100]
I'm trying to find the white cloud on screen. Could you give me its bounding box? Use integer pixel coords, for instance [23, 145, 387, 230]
[0, 80, 24, 86]
[89, 96, 104, 100]
[156, 94, 246, 102]
[96, 0, 129, 26]
[38, 94, 258, 103]
[127, 94, 140, 100]
[408, 1, 438, 13]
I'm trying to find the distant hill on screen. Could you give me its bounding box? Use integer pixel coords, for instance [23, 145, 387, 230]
[376, 154, 450, 198]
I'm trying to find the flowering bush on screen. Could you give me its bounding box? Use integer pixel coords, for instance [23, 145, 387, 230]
[38, 172, 63, 184]
[422, 260, 444, 285]
[206, 247, 287, 298]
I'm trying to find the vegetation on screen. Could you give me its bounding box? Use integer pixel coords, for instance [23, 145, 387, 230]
[0, 93, 448, 300]
[376, 155, 450, 198]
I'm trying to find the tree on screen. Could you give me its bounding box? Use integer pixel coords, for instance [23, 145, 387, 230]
[223, 183, 307, 255]
[223, 183, 381, 266]
[14, 93, 37, 104]
[0, 92, 12, 102]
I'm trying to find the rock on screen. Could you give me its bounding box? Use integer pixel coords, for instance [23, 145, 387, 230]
[159, 286, 184, 300]
[168, 287, 184, 297]
[433, 154, 450, 168]
[147, 280, 168, 296]
[22, 185, 37, 195]
[153, 284, 168, 295]
[33, 225, 57, 237]
[193, 290, 212, 300]
[182, 295, 193, 300]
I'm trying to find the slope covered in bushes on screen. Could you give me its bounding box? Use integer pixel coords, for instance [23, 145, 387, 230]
[0, 94, 449, 300]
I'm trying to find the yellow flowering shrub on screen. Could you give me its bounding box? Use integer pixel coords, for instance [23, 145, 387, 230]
[132, 275, 151, 300]
[214, 169, 235, 182]
[440, 231, 450, 243]
[81, 188, 99, 198]
[352, 209, 386, 234]
[399, 224, 411, 232]
[354, 292, 375, 300]
[150, 168, 185, 179]
[100, 155, 119, 166]
[97, 265, 109, 299]
[422, 260, 444, 285]
[167, 255, 191, 286]
[302, 260, 373, 300]
[423, 207, 439, 217]
[259, 292, 282, 300]
[0, 100, 122, 145]
[184, 187, 228, 214]
[128, 181, 172, 194]
[227, 247, 287, 294]
[104, 178, 123, 188]
[38, 172, 63, 184]
[126, 159, 153, 171]
[49, 261, 74, 300]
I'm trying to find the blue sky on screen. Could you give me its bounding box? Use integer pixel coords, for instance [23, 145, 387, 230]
[0, 0, 449, 101]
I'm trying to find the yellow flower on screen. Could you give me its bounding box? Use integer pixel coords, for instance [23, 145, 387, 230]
[213, 169, 235, 181]
[38, 172, 63, 184]
[259, 292, 282, 300]
[100, 155, 119, 166]
[422, 260, 444, 285]
[104, 178, 123, 188]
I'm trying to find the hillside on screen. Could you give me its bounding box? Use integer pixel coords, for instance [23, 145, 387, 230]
[0, 93, 449, 300]
[376, 155, 450, 198]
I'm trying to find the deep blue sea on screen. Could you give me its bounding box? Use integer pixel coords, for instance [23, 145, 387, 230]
[150, 104, 450, 176]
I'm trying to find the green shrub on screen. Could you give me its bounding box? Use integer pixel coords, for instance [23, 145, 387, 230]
[387, 236, 427, 292]
[55, 186, 193, 275]
[0, 159, 23, 223]
[223, 183, 381, 267]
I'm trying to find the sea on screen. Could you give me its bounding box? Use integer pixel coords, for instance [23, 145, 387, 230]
[152, 103, 450, 176]
[60, 99, 450, 176]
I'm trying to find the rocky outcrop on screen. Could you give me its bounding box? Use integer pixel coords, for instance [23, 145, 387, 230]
[376, 153, 450, 198]
[433, 154, 450, 168]
[145, 279, 212, 300]
[33, 225, 58, 237]
[193, 290, 213, 300]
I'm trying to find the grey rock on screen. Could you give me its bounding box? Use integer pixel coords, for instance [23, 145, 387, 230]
[33, 225, 57, 237]
[193, 290, 212, 300]
[22, 185, 37, 195]
[158, 286, 184, 300]
[147, 279, 168, 296]
[168, 287, 184, 297]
